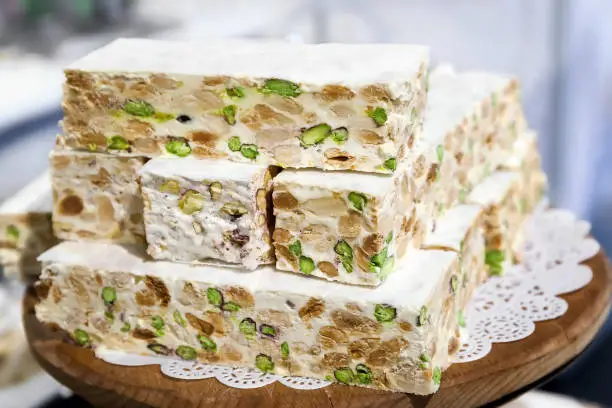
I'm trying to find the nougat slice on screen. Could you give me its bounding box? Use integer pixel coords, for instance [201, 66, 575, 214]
[272, 169, 418, 286]
[50, 150, 146, 244]
[35, 240, 478, 395]
[139, 157, 274, 269]
[466, 172, 523, 275]
[0, 172, 57, 280]
[59, 38, 429, 173]
[422, 204, 488, 311]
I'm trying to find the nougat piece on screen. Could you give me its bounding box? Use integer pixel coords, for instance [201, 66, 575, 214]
[467, 172, 523, 275]
[50, 150, 146, 244]
[59, 38, 429, 173]
[422, 204, 488, 309]
[139, 157, 274, 269]
[0, 213, 57, 280]
[0, 172, 57, 280]
[35, 240, 480, 395]
[272, 169, 422, 286]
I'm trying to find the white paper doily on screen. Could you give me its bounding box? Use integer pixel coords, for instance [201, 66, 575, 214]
[96, 204, 598, 390]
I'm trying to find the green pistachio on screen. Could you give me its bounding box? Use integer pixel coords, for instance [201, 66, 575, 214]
[299, 256, 315, 274]
[436, 145, 444, 162]
[220, 201, 248, 217]
[419, 363, 428, 370]
[261, 79, 302, 97]
[355, 364, 372, 385]
[458, 310, 466, 328]
[5, 225, 19, 242]
[159, 180, 180, 195]
[260, 324, 277, 337]
[74, 329, 90, 347]
[178, 190, 205, 215]
[486, 249, 505, 265]
[450, 275, 459, 294]
[226, 87, 245, 99]
[347, 192, 367, 212]
[383, 157, 397, 171]
[173, 310, 187, 327]
[222, 301, 241, 312]
[333, 367, 354, 384]
[228, 136, 242, 152]
[120, 322, 131, 332]
[147, 343, 171, 355]
[106, 135, 130, 151]
[123, 100, 154, 117]
[300, 123, 331, 146]
[288, 240, 302, 257]
[207, 288, 223, 306]
[432, 367, 442, 385]
[240, 144, 259, 160]
[281, 342, 290, 359]
[420, 354, 430, 363]
[367, 107, 387, 126]
[489, 264, 503, 276]
[209, 181, 223, 201]
[385, 231, 393, 244]
[417, 305, 428, 327]
[458, 189, 468, 202]
[151, 316, 165, 331]
[239, 318, 257, 336]
[101, 286, 116, 305]
[222, 104, 237, 125]
[104, 311, 114, 323]
[198, 335, 217, 352]
[341, 258, 354, 273]
[87, 143, 97, 152]
[255, 354, 275, 373]
[370, 247, 388, 268]
[330, 127, 348, 144]
[378, 256, 395, 280]
[165, 139, 191, 157]
[154, 112, 175, 123]
[334, 240, 353, 259]
[176, 345, 197, 361]
[374, 304, 396, 323]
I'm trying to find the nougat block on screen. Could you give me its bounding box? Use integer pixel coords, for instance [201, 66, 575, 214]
[59, 38, 429, 174]
[467, 172, 524, 275]
[0, 213, 57, 280]
[0, 172, 57, 280]
[272, 169, 427, 286]
[139, 157, 274, 269]
[50, 150, 146, 244]
[422, 204, 488, 309]
[35, 240, 478, 395]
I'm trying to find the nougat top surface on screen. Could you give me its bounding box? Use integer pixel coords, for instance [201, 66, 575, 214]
[140, 157, 266, 182]
[422, 69, 517, 146]
[424, 205, 482, 251]
[468, 171, 519, 206]
[39, 241, 455, 310]
[67, 38, 429, 88]
[273, 168, 395, 196]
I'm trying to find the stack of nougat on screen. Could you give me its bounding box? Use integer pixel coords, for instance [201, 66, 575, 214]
[32, 39, 546, 395]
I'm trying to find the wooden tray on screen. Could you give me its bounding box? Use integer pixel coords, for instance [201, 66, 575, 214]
[24, 250, 612, 408]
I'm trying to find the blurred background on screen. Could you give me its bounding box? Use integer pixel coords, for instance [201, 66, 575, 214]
[0, 0, 610, 407]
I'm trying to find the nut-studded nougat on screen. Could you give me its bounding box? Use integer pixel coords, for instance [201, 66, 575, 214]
[467, 172, 523, 276]
[272, 169, 428, 286]
[50, 149, 146, 244]
[59, 38, 429, 174]
[139, 157, 274, 269]
[35, 240, 480, 395]
[0, 172, 57, 280]
[395, 67, 525, 251]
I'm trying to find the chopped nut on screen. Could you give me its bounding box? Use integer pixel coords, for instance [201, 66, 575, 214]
[399, 321, 413, 332]
[318, 262, 339, 278]
[334, 367, 354, 384]
[206, 288, 224, 306]
[198, 335, 217, 352]
[366, 107, 388, 127]
[320, 85, 355, 102]
[299, 256, 315, 274]
[300, 123, 331, 146]
[178, 190, 205, 215]
[165, 138, 192, 157]
[267, 95, 304, 114]
[159, 180, 180, 195]
[347, 192, 367, 212]
[256, 189, 267, 211]
[318, 326, 348, 349]
[360, 85, 392, 103]
[208, 181, 223, 201]
[147, 343, 171, 355]
[273, 191, 299, 210]
[338, 211, 362, 238]
[227, 136, 242, 152]
[220, 201, 248, 217]
[298, 297, 325, 321]
[240, 144, 259, 160]
[222, 104, 237, 125]
[106, 135, 130, 151]
[358, 129, 384, 145]
[186, 313, 214, 335]
[323, 148, 356, 169]
[255, 353, 275, 373]
[176, 345, 197, 361]
[355, 364, 373, 385]
[348, 338, 381, 359]
[331, 309, 381, 334]
[272, 228, 292, 244]
[374, 304, 397, 323]
[322, 352, 351, 369]
[363, 234, 385, 256]
[225, 286, 255, 308]
[123, 100, 154, 117]
[58, 195, 84, 216]
[261, 79, 302, 97]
